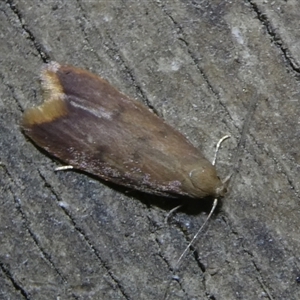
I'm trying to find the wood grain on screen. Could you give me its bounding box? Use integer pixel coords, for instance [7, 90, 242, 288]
[1, 0, 300, 299]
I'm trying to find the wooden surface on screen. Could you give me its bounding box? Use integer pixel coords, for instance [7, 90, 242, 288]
[1, 0, 300, 299]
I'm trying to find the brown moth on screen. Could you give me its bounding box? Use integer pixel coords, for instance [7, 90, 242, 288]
[22, 62, 227, 200]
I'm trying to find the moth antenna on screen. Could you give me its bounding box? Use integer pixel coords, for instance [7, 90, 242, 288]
[173, 198, 218, 272]
[231, 92, 259, 183]
[164, 136, 230, 225]
[163, 91, 257, 298]
[172, 135, 230, 271]
[55, 165, 74, 171]
[162, 199, 218, 300]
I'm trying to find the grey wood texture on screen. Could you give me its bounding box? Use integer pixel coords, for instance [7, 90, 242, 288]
[1, 0, 300, 299]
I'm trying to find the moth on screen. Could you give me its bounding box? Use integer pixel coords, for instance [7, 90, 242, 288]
[22, 62, 227, 200]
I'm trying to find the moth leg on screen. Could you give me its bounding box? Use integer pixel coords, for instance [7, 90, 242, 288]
[212, 135, 230, 166]
[55, 165, 74, 171]
[164, 205, 182, 224]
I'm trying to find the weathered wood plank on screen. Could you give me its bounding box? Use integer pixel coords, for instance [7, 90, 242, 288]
[1, 0, 300, 299]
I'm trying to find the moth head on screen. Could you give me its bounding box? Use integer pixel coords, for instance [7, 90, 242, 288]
[189, 166, 228, 198]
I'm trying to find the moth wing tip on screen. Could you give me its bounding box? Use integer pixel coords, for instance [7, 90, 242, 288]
[41, 61, 61, 74]
[22, 98, 68, 127]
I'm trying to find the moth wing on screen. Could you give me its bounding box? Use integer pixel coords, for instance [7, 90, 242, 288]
[22, 63, 214, 198]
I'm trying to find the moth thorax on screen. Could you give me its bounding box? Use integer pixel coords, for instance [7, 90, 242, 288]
[189, 166, 227, 198]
